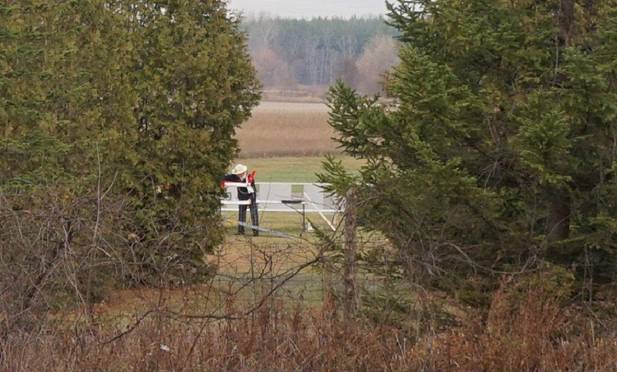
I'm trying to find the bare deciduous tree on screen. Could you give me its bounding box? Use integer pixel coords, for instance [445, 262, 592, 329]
[355, 35, 399, 95]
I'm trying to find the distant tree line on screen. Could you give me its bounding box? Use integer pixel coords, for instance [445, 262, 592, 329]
[243, 16, 399, 95]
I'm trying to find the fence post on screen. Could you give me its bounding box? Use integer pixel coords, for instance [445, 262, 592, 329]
[343, 187, 358, 317]
[301, 203, 306, 235]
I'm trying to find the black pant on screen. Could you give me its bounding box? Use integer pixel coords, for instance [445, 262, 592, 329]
[238, 200, 259, 236]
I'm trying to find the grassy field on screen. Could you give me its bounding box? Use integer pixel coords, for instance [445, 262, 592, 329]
[236, 155, 363, 182]
[217, 101, 360, 293]
[220, 101, 350, 278]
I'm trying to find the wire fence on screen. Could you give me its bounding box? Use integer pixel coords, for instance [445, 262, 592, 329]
[205, 222, 394, 311]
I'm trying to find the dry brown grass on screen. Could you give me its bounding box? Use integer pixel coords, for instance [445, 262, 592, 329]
[3, 278, 617, 372]
[236, 101, 337, 158]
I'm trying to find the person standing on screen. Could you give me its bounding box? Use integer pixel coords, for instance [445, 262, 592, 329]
[222, 164, 259, 236]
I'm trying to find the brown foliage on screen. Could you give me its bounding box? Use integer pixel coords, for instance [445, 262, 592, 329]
[252, 48, 298, 90]
[355, 35, 399, 95]
[406, 278, 617, 371]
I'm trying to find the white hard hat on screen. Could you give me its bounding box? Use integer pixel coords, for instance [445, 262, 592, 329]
[231, 164, 248, 175]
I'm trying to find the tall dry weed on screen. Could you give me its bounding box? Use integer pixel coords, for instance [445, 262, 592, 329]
[2, 276, 617, 372]
[405, 276, 617, 372]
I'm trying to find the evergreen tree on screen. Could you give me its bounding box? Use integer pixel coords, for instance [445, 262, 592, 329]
[126, 0, 260, 282]
[0, 0, 260, 290]
[0, 0, 141, 307]
[0, 1, 135, 190]
[322, 0, 617, 303]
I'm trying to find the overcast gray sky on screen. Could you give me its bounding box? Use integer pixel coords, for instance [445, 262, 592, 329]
[228, 0, 387, 19]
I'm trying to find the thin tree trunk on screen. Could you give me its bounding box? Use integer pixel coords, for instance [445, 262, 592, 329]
[547, 0, 575, 242]
[560, 0, 575, 45]
[547, 188, 570, 242]
[343, 188, 358, 317]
